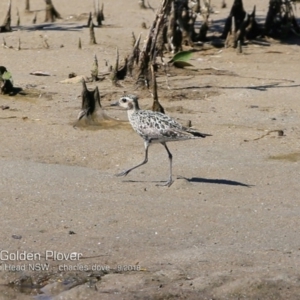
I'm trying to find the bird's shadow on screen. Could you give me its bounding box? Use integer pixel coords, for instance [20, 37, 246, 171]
[122, 177, 253, 187]
[178, 176, 253, 187]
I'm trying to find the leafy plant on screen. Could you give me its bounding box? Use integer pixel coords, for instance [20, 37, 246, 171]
[168, 51, 195, 68]
[2, 71, 12, 81]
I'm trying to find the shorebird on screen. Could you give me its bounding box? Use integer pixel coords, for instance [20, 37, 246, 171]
[112, 95, 211, 187]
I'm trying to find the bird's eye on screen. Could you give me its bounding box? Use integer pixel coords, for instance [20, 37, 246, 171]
[121, 98, 127, 103]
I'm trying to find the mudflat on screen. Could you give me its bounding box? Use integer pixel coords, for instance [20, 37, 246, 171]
[0, 0, 300, 299]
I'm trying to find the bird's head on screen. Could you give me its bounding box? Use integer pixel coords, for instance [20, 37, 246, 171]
[111, 94, 140, 110]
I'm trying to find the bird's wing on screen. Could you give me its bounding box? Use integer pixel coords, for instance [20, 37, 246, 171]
[133, 112, 195, 140]
[136, 125, 195, 141]
[132, 111, 211, 140]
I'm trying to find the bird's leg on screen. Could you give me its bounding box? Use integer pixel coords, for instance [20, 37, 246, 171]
[157, 143, 173, 187]
[115, 141, 149, 177]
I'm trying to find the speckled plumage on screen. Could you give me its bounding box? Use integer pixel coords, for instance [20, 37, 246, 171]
[129, 109, 206, 142]
[114, 94, 211, 187]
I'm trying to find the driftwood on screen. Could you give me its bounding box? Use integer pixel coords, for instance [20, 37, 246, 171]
[44, 0, 62, 22]
[0, 0, 12, 33]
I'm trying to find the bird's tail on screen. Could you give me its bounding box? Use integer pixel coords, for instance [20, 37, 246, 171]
[187, 129, 212, 138]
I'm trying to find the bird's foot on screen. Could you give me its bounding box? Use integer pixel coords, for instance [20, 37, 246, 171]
[156, 179, 174, 187]
[115, 170, 130, 177]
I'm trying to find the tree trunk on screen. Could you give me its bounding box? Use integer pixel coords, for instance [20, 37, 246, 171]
[137, 0, 172, 85]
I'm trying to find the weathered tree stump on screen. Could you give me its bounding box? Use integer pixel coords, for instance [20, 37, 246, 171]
[74, 80, 101, 126]
[87, 12, 93, 27]
[110, 48, 128, 84]
[225, 16, 237, 48]
[0, 0, 12, 33]
[151, 64, 165, 114]
[16, 9, 20, 27]
[198, 13, 210, 42]
[243, 6, 261, 40]
[111, 48, 119, 85]
[91, 54, 99, 81]
[221, 0, 246, 39]
[96, 2, 104, 26]
[136, 0, 172, 87]
[32, 12, 37, 24]
[167, 1, 182, 52]
[139, 0, 147, 9]
[264, 0, 300, 38]
[222, 0, 261, 46]
[25, 0, 30, 12]
[128, 33, 141, 76]
[192, 0, 201, 14]
[89, 21, 97, 44]
[44, 0, 61, 22]
[117, 57, 128, 80]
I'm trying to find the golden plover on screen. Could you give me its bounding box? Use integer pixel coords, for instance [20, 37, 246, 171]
[112, 95, 211, 187]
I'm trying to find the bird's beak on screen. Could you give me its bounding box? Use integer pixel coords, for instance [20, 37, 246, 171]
[110, 100, 119, 107]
